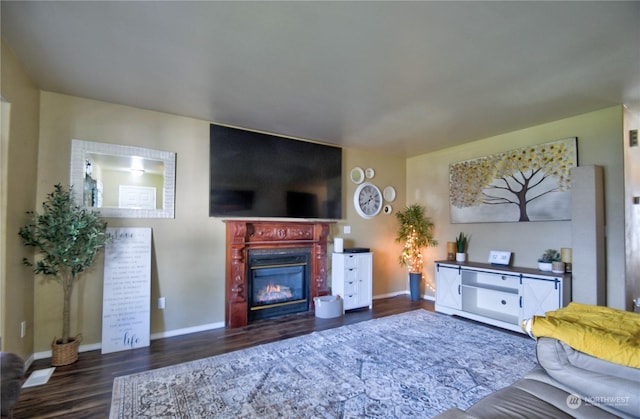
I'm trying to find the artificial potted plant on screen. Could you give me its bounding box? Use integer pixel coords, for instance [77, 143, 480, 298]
[19, 184, 108, 366]
[395, 204, 438, 301]
[455, 232, 469, 262]
[538, 249, 560, 272]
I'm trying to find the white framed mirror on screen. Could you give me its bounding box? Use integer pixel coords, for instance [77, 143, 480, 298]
[70, 139, 176, 218]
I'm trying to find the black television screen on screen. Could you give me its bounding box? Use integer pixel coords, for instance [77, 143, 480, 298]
[209, 124, 342, 219]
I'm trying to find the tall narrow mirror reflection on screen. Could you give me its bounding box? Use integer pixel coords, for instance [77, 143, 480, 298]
[70, 139, 176, 218]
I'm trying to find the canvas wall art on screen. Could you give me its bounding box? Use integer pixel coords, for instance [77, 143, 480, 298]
[449, 138, 577, 223]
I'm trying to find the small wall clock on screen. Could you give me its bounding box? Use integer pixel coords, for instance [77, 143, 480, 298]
[354, 182, 383, 219]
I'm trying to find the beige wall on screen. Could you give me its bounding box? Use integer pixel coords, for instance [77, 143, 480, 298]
[1, 40, 40, 358]
[408, 106, 627, 309]
[32, 92, 407, 353]
[36, 92, 225, 352]
[337, 148, 408, 297]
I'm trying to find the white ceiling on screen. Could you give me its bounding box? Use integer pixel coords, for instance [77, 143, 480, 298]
[2, 1, 639, 157]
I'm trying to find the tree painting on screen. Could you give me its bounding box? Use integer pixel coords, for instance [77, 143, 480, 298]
[449, 138, 577, 223]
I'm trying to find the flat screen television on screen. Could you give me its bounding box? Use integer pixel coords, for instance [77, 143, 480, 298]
[209, 124, 342, 219]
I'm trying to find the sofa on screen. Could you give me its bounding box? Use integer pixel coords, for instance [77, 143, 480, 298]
[1, 352, 25, 418]
[434, 303, 640, 419]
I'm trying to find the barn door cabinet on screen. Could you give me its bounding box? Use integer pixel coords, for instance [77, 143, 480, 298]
[435, 261, 571, 334]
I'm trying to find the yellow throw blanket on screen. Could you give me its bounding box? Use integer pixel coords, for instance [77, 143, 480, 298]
[523, 302, 640, 369]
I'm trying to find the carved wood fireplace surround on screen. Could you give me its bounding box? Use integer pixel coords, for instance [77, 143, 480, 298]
[225, 220, 333, 328]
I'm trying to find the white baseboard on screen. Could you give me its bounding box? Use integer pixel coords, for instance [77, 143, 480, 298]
[33, 341, 101, 360]
[373, 291, 407, 299]
[32, 322, 226, 361]
[23, 353, 35, 372]
[149, 321, 225, 340]
[373, 291, 435, 302]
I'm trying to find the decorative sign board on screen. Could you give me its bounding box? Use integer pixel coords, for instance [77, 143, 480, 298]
[101, 228, 152, 354]
[488, 250, 512, 266]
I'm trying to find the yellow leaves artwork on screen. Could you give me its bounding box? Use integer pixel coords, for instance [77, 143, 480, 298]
[449, 138, 577, 223]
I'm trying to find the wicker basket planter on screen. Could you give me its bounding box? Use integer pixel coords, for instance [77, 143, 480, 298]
[51, 334, 82, 366]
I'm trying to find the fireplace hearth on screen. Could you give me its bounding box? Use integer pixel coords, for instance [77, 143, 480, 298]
[224, 220, 332, 327]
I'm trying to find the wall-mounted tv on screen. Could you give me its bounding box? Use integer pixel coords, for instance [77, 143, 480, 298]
[209, 124, 342, 219]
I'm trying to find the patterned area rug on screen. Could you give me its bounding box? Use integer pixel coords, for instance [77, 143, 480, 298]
[110, 310, 536, 418]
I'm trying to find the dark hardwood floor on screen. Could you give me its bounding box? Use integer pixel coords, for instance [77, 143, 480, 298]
[13, 296, 433, 418]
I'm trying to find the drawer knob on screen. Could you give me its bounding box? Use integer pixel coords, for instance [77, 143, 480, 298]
[501, 300, 507, 305]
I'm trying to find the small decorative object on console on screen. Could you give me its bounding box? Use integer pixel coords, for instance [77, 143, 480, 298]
[538, 249, 561, 271]
[446, 242, 456, 260]
[551, 261, 566, 274]
[561, 247, 572, 273]
[455, 232, 468, 263]
[489, 250, 512, 265]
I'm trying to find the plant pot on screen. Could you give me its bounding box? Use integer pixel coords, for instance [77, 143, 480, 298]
[538, 262, 552, 272]
[552, 261, 566, 273]
[456, 252, 466, 263]
[51, 334, 82, 366]
[409, 272, 421, 301]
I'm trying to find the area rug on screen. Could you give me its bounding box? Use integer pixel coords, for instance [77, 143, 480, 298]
[110, 310, 536, 418]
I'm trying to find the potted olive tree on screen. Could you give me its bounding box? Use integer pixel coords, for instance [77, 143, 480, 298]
[19, 184, 108, 366]
[395, 204, 438, 301]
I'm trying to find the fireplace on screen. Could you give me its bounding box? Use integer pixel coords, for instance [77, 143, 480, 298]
[248, 248, 310, 321]
[224, 220, 332, 327]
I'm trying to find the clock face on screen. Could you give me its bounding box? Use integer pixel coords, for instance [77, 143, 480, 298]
[354, 182, 383, 219]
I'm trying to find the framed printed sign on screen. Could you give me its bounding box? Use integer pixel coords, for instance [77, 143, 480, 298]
[101, 228, 152, 354]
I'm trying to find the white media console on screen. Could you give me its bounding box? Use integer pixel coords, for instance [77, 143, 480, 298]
[435, 261, 571, 333]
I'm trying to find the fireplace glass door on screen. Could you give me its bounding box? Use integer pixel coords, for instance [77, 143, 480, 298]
[248, 251, 310, 321]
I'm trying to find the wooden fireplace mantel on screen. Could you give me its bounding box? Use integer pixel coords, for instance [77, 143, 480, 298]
[224, 220, 333, 328]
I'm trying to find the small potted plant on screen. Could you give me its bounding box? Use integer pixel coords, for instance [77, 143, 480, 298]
[538, 249, 561, 271]
[455, 232, 469, 262]
[395, 204, 438, 301]
[19, 184, 109, 366]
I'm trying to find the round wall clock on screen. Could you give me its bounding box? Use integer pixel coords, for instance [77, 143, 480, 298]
[354, 182, 383, 219]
